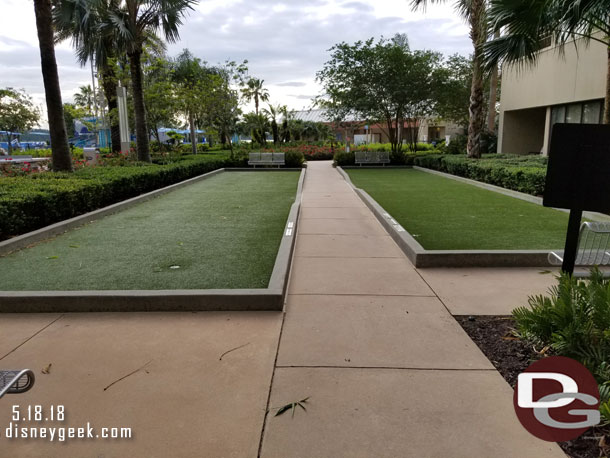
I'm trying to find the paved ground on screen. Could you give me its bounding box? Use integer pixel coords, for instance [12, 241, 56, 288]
[0, 161, 567, 457]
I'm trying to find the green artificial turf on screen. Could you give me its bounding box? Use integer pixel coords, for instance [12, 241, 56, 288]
[346, 168, 575, 250]
[0, 171, 299, 291]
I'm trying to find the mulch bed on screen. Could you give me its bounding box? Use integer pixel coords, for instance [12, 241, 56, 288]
[456, 315, 609, 458]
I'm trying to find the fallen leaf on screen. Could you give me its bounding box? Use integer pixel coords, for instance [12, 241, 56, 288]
[41, 363, 52, 374]
[274, 397, 309, 418]
[46, 256, 58, 260]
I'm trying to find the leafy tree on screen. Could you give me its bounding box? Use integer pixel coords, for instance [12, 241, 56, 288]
[412, 0, 488, 158]
[0, 88, 40, 154]
[317, 37, 443, 156]
[172, 49, 209, 155]
[483, 0, 610, 124]
[202, 61, 247, 157]
[243, 112, 269, 146]
[433, 54, 473, 128]
[62, 102, 90, 137]
[97, 0, 197, 162]
[241, 78, 269, 115]
[34, 0, 73, 171]
[143, 56, 178, 147]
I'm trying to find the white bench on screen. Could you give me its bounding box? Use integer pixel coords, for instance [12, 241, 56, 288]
[549, 222, 610, 267]
[355, 151, 390, 166]
[248, 152, 285, 168]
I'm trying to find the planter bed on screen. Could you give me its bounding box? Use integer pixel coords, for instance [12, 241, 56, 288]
[457, 315, 610, 458]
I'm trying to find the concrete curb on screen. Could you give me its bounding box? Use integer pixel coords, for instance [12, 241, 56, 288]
[337, 166, 553, 268]
[0, 168, 306, 312]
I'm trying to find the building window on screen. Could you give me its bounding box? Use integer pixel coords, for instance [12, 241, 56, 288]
[551, 100, 604, 126]
[583, 101, 602, 124]
[566, 104, 582, 123]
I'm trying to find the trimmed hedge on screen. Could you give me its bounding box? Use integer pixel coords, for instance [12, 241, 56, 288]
[414, 154, 547, 196]
[0, 153, 245, 240]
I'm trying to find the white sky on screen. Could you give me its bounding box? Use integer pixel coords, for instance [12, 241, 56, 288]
[0, 0, 471, 128]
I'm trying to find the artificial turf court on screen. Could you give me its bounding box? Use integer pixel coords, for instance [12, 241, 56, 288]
[0, 171, 299, 291]
[346, 168, 577, 251]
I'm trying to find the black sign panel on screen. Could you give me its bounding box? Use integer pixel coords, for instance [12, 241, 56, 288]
[544, 123, 610, 214]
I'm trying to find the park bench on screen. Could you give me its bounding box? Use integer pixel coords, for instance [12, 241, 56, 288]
[248, 152, 285, 168]
[354, 151, 390, 166]
[0, 369, 35, 398]
[548, 222, 610, 267]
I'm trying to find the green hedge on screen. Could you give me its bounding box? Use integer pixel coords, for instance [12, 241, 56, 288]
[414, 154, 547, 196]
[0, 154, 244, 240]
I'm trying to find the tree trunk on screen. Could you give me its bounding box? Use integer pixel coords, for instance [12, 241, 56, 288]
[467, 0, 486, 159]
[487, 31, 501, 132]
[34, 0, 72, 172]
[272, 120, 278, 144]
[128, 50, 150, 162]
[189, 111, 197, 155]
[605, 46, 610, 124]
[6, 134, 12, 155]
[100, 64, 121, 153]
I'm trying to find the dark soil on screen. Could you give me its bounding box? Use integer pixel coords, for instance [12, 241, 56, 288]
[456, 315, 609, 458]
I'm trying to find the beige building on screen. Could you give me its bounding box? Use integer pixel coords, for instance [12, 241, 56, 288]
[498, 36, 607, 155]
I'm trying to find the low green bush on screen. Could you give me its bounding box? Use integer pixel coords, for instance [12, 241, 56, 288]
[414, 154, 547, 196]
[284, 151, 305, 168]
[0, 153, 235, 239]
[513, 269, 610, 424]
[333, 151, 355, 166]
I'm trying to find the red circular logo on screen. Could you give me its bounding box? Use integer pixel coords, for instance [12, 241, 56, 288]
[513, 356, 600, 442]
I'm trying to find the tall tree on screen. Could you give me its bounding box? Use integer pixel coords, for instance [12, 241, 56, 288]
[483, 0, 610, 124]
[317, 37, 442, 156]
[241, 78, 269, 115]
[73, 85, 95, 114]
[172, 49, 207, 155]
[54, 0, 124, 153]
[0, 88, 40, 154]
[99, 0, 196, 162]
[263, 104, 282, 144]
[411, 0, 488, 158]
[34, 0, 72, 171]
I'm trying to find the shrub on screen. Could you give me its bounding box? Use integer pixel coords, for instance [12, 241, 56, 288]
[333, 151, 355, 166]
[413, 154, 547, 196]
[0, 154, 231, 239]
[513, 269, 610, 424]
[284, 151, 305, 168]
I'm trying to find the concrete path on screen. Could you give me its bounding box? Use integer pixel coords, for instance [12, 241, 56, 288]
[258, 161, 564, 457]
[0, 161, 567, 457]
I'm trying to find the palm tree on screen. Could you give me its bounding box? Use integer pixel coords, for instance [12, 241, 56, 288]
[483, 0, 610, 124]
[54, 0, 123, 153]
[33, 0, 73, 172]
[73, 85, 95, 114]
[241, 78, 269, 115]
[97, 0, 196, 162]
[412, 0, 488, 158]
[263, 104, 283, 144]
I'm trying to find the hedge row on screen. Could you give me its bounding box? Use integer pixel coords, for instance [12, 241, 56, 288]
[0, 154, 244, 240]
[413, 154, 547, 196]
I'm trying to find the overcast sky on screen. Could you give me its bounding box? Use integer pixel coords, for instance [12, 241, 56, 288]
[0, 0, 471, 128]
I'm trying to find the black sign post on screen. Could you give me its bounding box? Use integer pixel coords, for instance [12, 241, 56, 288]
[544, 124, 610, 275]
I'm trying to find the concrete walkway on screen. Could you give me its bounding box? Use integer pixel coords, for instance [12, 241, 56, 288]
[0, 161, 565, 457]
[258, 161, 564, 457]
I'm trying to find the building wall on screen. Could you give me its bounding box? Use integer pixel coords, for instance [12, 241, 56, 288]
[498, 36, 607, 155]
